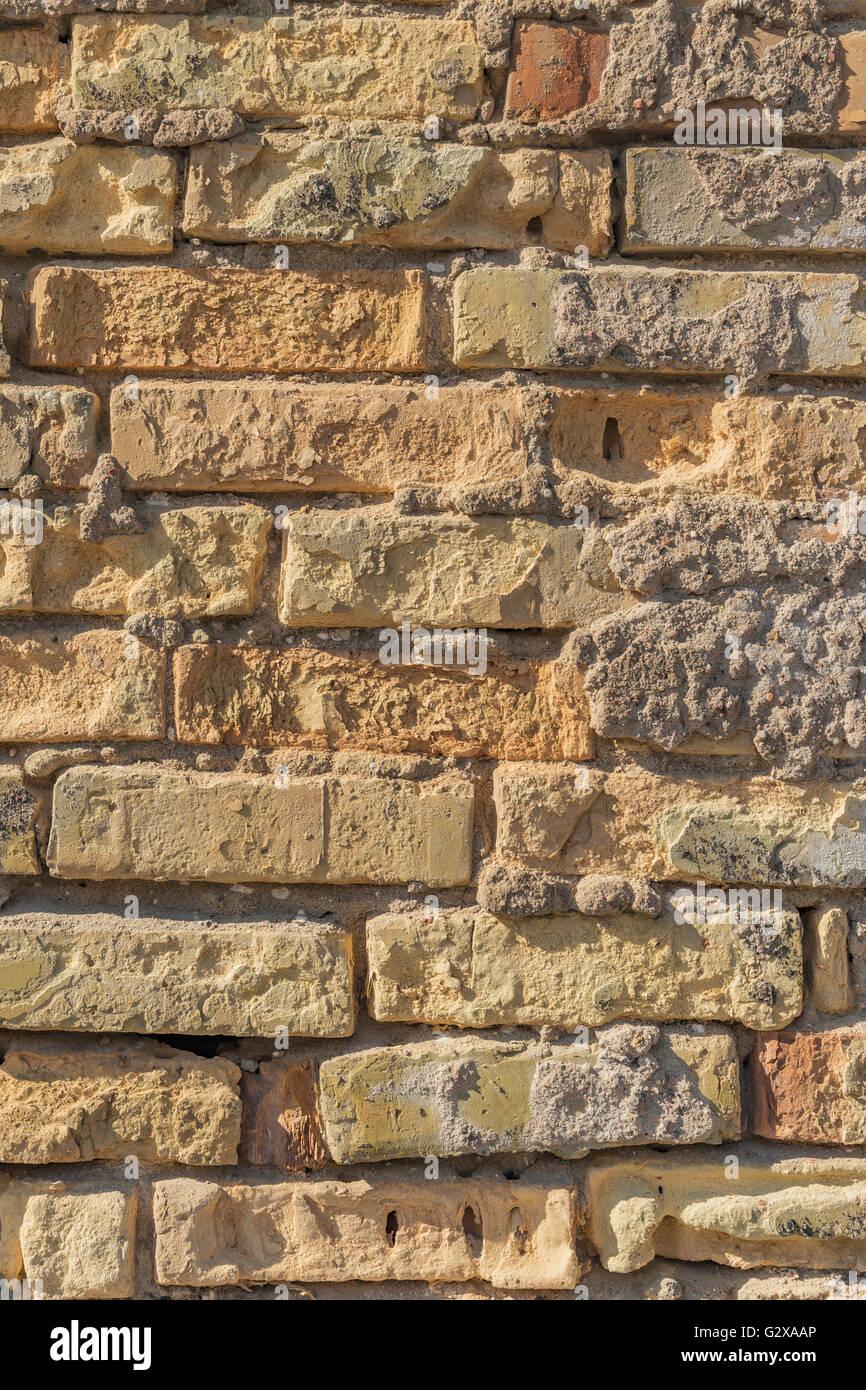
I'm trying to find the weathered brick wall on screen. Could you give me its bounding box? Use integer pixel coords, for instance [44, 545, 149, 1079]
[2, 0, 866, 1304]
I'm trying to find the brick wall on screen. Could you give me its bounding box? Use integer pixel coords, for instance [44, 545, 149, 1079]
[2, 0, 866, 1305]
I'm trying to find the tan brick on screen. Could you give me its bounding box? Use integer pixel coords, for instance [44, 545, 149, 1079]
[623, 147, 866, 255]
[279, 509, 628, 630]
[366, 905, 803, 1031]
[806, 906, 852, 1014]
[548, 385, 866, 501]
[174, 644, 593, 761]
[0, 772, 45, 875]
[752, 1030, 866, 1145]
[454, 267, 866, 376]
[585, 1146, 866, 1273]
[0, 1176, 135, 1299]
[494, 763, 866, 888]
[47, 766, 474, 886]
[109, 382, 529, 494]
[183, 137, 611, 253]
[153, 1174, 579, 1289]
[0, 504, 270, 617]
[0, 912, 355, 1037]
[70, 13, 484, 122]
[0, 27, 59, 132]
[318, 1028, 740, 1164]
[0, 138, 176, 255]
[240, 1059, 327, 1169]
[0, 385, 97, 490]
[0, 1041, 240, 1164]
[25, 267, 427, 373]
[0, 630, 165, 741]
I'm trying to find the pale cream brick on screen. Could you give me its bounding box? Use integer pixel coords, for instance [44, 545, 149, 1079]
[0, 139, 176, 254]
[0, 1042, 240, 1164]
[0, 1177, 136, 1299]
[70, 13, 484, 122]
[366, 905, 803, 1031]
[47, 766, 474, 886]
[0, 912, 354, 1037]
[153, 1174, 579, 1289]
[25, 267, 427, 373]
[586, 1146, 866, 1273]
[0, 630, 165, 741]
[279, 509, 629, 630]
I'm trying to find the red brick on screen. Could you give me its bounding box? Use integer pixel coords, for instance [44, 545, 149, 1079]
[506, 23, 609, 122]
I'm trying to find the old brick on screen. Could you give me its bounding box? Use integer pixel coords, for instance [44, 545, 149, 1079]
[0, 279, 9, 377]
[494, 763, 866, 888]
[0, 504, 270, 617]
[548, 385, 866, 501]
[183, 137, 611, 253]
[0, 913, 355, 1037]
[279, 509, 628, 630]
[0, 1041, 240, 1164]
[623, 147, 866, 255]
[0, 772, 45, 875]
[454, 267, 866, 376]
[752, 1030, 866, 1145]
[586, 1146, 866, 1272]
[366, 905, 803, 1031]
[109, 382, 529, 494]
[0, 27, 59, 132]
[0, 1176, 135, 1299]
[318, 1028, 740, 1164]
[174, 644, 593, 761]
[25, 267, 427, 373]
[0, 630, 164, 741]
[153, 1174, 579, 1288]
[47, 766, 474, 886]
[240, 1058, 327, 1169]
[0, 385, 97, 490]
[70, 13, 484, 122]
[506, 22, 609, 121]
[0, 139, 176, 254]
[806, 906, 852, 1014]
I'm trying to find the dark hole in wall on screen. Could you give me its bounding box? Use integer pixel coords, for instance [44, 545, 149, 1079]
[602, 417, 624, 461]
[462, 1204, 484, 1258]
[385, 1211, 399, 1247]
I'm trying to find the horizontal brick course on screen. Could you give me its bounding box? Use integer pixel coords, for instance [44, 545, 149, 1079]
[318, 1029, 740, 1163]
[183, 137, 611, 253]
[153, 1175, 580, 1289]
[0, 913, 355, 1037]
[0, 1042, 241, 1165]
[174, 644, 593, 761]
[47, 766, 475, 886]
[279, 509, 626, 630]
[70, 14, 484, 122]
[25, 267, 427, 373]
[365, 905, 804, 1031]
[109, 382, 529, 493]
[454, 267, 866, 376]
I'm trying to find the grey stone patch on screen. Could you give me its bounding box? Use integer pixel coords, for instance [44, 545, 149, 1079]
[580, 498, 866, 778]
[79, 455, 141, 543]
[551, 270, 807, 376]
[476, 863, 663, 917]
